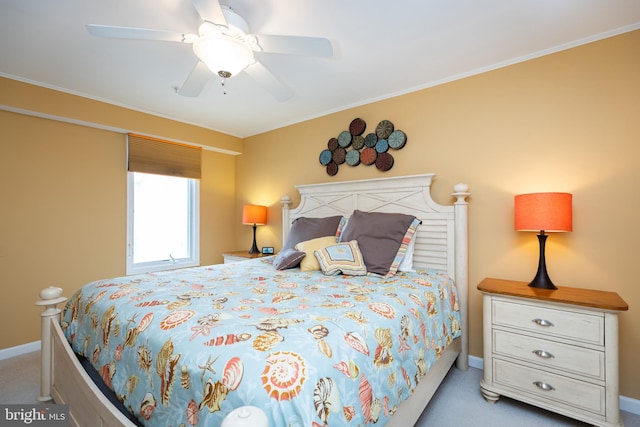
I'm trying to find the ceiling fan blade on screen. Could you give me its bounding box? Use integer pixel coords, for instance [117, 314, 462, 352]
[191, 0, 228, 27]
[86, 24, 192, 43]
[252, 34, 333, 57]
[179, 61, 212, 97]
[243, 61, 293, 102]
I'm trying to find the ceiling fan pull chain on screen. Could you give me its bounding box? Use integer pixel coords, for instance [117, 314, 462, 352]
[218, 70, 231, 95]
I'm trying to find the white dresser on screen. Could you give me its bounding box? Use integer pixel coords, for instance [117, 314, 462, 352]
[478, 278, 628, 427]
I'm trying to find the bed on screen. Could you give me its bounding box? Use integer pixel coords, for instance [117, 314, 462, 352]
[36, 173, 470, 426]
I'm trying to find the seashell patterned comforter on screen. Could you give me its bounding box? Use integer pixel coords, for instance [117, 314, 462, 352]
[62, 257, 461, 426]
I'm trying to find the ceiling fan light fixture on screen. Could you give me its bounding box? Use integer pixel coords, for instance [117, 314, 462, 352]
[193, 35, 254, 77]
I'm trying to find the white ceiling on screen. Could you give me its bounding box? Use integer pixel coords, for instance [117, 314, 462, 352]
[1, 0, 639, 138]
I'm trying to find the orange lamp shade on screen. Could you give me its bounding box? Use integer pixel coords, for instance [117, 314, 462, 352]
[242, 204, 267, 225]
[514, 193, 572, 232]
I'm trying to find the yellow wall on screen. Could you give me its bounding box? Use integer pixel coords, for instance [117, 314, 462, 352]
[0, 94, 240, 349]
[0, 30, 638, 400]
[0, 78, 243, 155]
[237, 30, 640, 399]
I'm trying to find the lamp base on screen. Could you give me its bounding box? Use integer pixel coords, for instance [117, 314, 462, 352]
[528, 275, 557, 290]
[528, 233, 558, 290]
[248, 224, 259, 254]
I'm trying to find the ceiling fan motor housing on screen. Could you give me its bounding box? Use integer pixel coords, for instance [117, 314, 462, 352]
[192, 6, 256, 77]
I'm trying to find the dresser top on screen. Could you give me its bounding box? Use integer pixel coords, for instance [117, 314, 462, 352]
[223, 250, 271, 259]
[478, 278, 628, 312]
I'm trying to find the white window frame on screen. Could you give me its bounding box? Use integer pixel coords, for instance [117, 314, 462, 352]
[126, 172, 200, 275]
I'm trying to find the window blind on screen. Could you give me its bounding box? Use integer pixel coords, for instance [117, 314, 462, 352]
[127, 133, 201, 179]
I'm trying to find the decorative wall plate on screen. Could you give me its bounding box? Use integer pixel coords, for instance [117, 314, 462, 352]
[375, 152, 394, 171]
[375, 120, 394, 139]
[364, 133, 378, 147]
[338, 131, 352, 148]
[345, 149, 360, 166]
[352, 135, 365, 150]
[375, 139, 389, 153]
[332, 147, 346, 164]
[349, 118, 366, 136]
[360, 147, 377, 165]
[388, 130, 407, 149]
[319, 149, 332, 166]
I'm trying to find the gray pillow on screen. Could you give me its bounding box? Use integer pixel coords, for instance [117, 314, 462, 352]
[282, 216, 344, 251]
[272, 249, 307, 270]
[340, 210, 420, 276]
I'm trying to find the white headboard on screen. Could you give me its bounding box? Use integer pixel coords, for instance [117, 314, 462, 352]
[281, 174, 469, 279]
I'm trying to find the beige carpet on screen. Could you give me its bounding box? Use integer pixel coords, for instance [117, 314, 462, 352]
[0, 351, 41, 404]
[416, 365, 640, 426]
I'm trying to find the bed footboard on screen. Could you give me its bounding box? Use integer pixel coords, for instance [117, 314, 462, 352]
[35, 287, 67, 402]
[37, 287, 137, 427]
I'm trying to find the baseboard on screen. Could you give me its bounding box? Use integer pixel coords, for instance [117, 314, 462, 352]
[0, 340, 40, 360]
[2, 344, 638, 416]
[620, 395, 640, 416]
[468, 354, 483, 370]
[465, 354, 640, 416]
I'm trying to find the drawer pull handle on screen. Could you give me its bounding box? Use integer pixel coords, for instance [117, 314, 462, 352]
[532, 350, 555, 359]
[532, 318, 554, 327]
[533, 381, 555, 391]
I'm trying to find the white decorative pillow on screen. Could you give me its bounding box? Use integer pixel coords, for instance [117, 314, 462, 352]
[295, 236, 338, 271]
[397, 231, 417, 272]
[314, 240, 368, 276]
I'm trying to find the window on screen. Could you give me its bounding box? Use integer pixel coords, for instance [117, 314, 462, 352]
[127, 172, 199, 274]
[126, 134, 201, 275]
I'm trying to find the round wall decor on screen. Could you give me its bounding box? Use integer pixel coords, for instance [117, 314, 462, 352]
[375, 139, 389, 153]
[375, 120, 394, 139]
[364, 133, 378, 147]
[360, 147, 377, 165]
[352, 135, 365, 150]
[338, 131, 352, 148]
[345, 149, 361, 166]
[320, 117, 407, 175]
[332, 147, 346, 164]
[349, 118, 366, 136]
[319, 149, 332, 166]
[375, 152, 394, 171]
[388, 130, 406, 149]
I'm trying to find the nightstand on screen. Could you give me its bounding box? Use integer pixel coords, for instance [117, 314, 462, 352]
[222, 250, 271, 264]
[478, 278, 628, 427]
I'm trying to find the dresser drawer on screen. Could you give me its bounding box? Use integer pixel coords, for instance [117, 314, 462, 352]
[493, 330, 605, 380]
[493, 359, 605, 416]
[492, 299, 604, 346]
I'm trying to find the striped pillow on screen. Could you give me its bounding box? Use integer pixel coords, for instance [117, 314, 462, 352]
[314, 240, 367, 276]
[387, 218, 421, 276]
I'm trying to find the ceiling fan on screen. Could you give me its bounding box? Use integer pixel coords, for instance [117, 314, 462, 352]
[86, 0, 333, 101]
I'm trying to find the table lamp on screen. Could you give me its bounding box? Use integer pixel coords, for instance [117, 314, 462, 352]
[242, 204, 267, 254]
[514, 192, 572, 290]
